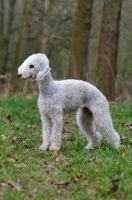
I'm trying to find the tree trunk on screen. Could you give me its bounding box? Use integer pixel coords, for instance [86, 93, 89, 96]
[0, 0, 16, 74]
[67, 0, 94, 81]
[9, 0, 45, 95]
[95, 0, 123, 101]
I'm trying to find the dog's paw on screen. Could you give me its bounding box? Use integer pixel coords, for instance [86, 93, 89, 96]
[85, 131, 102, 150]
[85, 143, 95, 150]
[113, 140, 120, 149]
[39, 144, 48, 150]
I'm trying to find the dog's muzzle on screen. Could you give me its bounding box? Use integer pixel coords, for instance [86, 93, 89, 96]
[18, 74, 22, 78]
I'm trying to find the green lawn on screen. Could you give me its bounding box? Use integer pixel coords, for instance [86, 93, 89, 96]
[0, 97, 132, 200]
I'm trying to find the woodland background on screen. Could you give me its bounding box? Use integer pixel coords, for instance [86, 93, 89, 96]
[0, 0, 132, 102]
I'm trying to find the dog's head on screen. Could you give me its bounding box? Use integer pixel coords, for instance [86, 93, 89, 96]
[18, 53, 50, 81]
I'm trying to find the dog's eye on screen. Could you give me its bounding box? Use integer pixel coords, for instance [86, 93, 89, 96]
[29, 64, 34, 69]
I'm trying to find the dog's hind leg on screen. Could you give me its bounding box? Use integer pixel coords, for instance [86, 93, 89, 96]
[76, 108, 102, 149]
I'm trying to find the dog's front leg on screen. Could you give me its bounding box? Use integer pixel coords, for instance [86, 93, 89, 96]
[39, 114, 51, 150]
[50, 113, 63, 151]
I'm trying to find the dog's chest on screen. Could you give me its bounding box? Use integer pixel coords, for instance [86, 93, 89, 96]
[38, 95, 61, 114]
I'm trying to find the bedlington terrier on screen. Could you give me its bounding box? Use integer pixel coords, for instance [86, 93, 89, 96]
[18, 53, 120, 152]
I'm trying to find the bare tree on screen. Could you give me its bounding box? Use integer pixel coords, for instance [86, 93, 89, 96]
[95, 0, 123, 101]
[67, 0, 94, 81]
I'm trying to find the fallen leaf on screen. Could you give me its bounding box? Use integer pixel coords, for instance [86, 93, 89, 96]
[14, 163, 27, 168]
[55, 154, 66, 162]
[24, 144, 32, 149]
[27, 124, 40, 129]
[1, 134, 8, 141]
[8, 180, 21, 191]
[51, 176, 81, 188]
[71, 176, 81, 183]
[121, 145, 131, 150]
[64, 118, 70, 125]
[126, 123, 132, 130]
[107, 179, 119, 194]
[88, 157, 96, 163]
[121, 133, 130, 140]
[3, 115, 13, 123]
[0, 183, 6, 197]
[51, 180, 70, 188]
[129, 138, 132, 143]
[19, 179, 28, 189]
[111, 179, 119, 193]
[51, 150, 59, 156]
[7, 154, 18, 162]
[7, 158, 16, 163]
[29, 188, 37, 197]
[63, 127, 71, 134]
[0, 182, 7, 187]
[11, 137, 22, 143]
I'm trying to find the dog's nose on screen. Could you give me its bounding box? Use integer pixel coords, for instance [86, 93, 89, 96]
[18, 74, 22, 78]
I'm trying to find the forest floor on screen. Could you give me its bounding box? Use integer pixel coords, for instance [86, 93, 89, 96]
[0, 97, 132, 200]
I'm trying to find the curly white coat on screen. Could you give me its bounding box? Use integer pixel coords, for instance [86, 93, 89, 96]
[18, 53, 120, 151]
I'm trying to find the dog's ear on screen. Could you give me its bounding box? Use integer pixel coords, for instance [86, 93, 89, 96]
[42, 67, 51, 76]
[36, 67, 51, 81]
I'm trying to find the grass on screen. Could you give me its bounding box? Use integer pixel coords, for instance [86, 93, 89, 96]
[0, 97, 132, 200]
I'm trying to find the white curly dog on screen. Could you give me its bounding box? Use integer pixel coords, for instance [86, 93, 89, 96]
[18, 53, 120, 152]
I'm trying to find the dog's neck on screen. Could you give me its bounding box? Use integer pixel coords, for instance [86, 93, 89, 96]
[37, 72, 58, 96]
